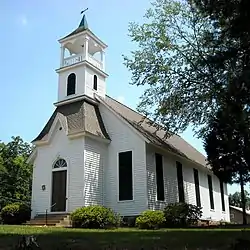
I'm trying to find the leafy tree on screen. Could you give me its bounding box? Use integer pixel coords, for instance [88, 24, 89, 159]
[123, 0, 227, 136]
[229, 191, 250, 210]
[204, 88, 250, 224]
[124, 0, 250, 137]
[0, 136, 33, 209]
[193, 0, 250, 224]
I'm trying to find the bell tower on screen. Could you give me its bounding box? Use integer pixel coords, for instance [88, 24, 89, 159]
[55, 13, 108, 105]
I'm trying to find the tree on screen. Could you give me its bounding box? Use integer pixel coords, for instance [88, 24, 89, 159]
[229, 191, 250, 209]
[204, 86, 250, 224]
[124, 0, 250, 137]
[0, 136, 33, 209]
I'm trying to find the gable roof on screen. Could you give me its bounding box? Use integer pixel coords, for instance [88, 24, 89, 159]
[99, 95, 207, 168]
[33, 94, 207, 168]
[32, 99, 110, 142]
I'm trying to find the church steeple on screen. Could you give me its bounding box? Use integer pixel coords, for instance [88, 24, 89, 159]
[79, 14, 88, 29]
[55, 12, 108, 105]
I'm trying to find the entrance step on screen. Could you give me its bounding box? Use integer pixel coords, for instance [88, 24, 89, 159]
[26, 213, 71, 227]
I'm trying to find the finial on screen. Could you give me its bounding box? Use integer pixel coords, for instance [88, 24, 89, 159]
[81, 8, 88, 15]
[79, 8, 89, 28]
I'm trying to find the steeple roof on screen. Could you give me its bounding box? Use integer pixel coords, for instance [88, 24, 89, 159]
[62, 14, 89, 39]
[78, 14, 88, 29]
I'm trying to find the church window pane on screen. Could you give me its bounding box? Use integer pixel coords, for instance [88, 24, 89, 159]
[155, 153, 164, 201]
[53, 159, 67, 169]
[67, 73, 76, 96]
[118, 151, 133, 201]
[176, 161, 185, 202]
[208, 174, 215, 209]
[93, 75, 98, 90]
[193, 168, 201, 207]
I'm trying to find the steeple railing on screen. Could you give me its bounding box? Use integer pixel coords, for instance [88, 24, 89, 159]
[63, 53, 103, 70]
[63, 54, 83, 67]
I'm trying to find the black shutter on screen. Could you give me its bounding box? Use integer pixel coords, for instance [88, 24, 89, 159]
[207, 175, 214, 209]
[119, 151, 133, 201]
[220, 180, 225, 211]
[155, 153, 164, 201]
[176, 162, 185, 202]
[193, 168, 201, 207]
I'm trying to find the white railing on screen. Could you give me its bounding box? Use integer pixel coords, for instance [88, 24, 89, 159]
[63, 54, 82, 67]
[88, 54, 103, 70]
[63, 53, 103, 70]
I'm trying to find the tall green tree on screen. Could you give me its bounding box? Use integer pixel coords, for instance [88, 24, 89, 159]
[124, 0, 227, 136]
[204, 85, 250, 224]
[192, 0, 250, 224]
[0, 136, 33, 209]
[229, 191, 250, 209]
[124, 0, 250, 137]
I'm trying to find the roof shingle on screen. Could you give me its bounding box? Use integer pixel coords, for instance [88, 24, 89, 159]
[33, 100, 110, 142]
[100, 95, 207, 168]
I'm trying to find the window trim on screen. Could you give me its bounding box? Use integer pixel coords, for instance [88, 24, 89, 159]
[207, 174, 215, 210]
[155, 153, 165, 201]
[50, 157, 69, 212]
[176, 161, 185, 203]
[193, 168, 201, 207]
[117, 149, 134, 202]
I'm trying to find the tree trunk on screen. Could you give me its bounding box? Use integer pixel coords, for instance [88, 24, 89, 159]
[240, 171, 247, 225]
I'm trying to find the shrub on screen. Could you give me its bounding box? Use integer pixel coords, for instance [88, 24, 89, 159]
[135, 210, 166, 229]
[70, 205, 121, 229]
[164, 202, 202, 227]
[0, 202, 31, 225]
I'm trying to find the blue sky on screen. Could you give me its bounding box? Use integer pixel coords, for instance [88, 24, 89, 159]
[0, 0, 239, 194]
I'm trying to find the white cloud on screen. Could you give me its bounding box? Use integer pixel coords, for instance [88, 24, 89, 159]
[116, 96, 125, 103]
[20, 16, 28, 26]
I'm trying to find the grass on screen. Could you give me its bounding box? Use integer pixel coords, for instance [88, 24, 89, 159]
[0, 226, 250, 249]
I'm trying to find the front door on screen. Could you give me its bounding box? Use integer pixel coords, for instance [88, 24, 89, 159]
[51, 170, 67, 212]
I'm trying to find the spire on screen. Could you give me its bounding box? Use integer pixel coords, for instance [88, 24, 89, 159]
[79, 14, 88, 29]
[62, 13, 89, 39]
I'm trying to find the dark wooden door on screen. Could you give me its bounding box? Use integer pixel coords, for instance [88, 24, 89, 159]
[51, 170, 67, 212]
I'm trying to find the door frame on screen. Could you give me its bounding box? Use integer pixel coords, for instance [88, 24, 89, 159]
[50, 161, 69, 213]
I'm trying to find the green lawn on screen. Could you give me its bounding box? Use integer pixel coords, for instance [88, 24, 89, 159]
[0, 226, 249, 249]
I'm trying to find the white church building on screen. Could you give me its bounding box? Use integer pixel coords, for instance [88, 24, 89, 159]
[28, 15, 230, 222]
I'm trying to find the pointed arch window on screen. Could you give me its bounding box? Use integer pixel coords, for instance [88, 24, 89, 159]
[67, 73, 76, 96]
[93, 75, 98, 91]
[53, 159, 67, 169]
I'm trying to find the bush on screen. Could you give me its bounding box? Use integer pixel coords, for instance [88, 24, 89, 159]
[0, 202, 31, 225]
[70, 205, 121, 229]
[135, 210, 166, 229]
[164, 203, 202, 227]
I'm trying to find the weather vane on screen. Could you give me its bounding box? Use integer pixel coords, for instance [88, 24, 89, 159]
[81, 8, 88, 15]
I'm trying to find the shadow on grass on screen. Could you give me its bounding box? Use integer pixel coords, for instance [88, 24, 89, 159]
[0, 227, 250, 250]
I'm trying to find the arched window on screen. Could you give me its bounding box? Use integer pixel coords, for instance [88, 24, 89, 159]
[93, 75, 98, 91]
[67, 73, 76, 96]
[53, 159, 67, 169]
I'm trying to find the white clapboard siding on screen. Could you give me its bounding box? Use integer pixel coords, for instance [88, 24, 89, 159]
[99, 103, 148, 216]
[146, 144, 230, 222]
[84, 137, 107, 206]
[31, 121, 85, 218]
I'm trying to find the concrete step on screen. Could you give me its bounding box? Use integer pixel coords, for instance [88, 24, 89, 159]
[26, 213, 71, 227]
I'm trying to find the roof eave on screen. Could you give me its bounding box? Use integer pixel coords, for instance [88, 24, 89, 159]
[58, 29, 108, 49]
[150, 142, 210, 172]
